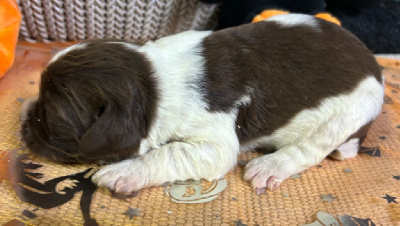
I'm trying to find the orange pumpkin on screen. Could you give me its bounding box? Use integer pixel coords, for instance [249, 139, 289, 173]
[0, 0, 21, 79]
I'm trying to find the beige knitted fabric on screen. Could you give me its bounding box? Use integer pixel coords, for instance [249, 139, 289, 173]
[17, 0, 219, 42]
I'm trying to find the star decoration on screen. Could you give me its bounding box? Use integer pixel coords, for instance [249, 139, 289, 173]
[305, 212, 376, 226]
[393, 175, 400, 181]
[339, 215, 376, 225]
[291, 173, 301, 179]
[233, 219, 247, 226]
[343, 168, 352, 173]
[382, 194, 397, 204]
[238, 160, 247, 166]
[321, 194, 337, 203]
[22, 210, 37, 219]
[379, 136, 386, 140]
[359, 146, 381, 157]
[123, 207, 141, 219]
[384, 95, 393, 104]
[16, 98, 25, 103]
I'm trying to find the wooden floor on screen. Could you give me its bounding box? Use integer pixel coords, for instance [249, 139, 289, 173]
[0, 41, 75, 98]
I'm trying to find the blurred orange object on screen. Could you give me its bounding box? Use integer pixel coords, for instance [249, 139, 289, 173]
[252, 9, 341, 26]
[0, 0, 21, 79]
[315, 13, 341, 26]
[252, 9, 289, 23]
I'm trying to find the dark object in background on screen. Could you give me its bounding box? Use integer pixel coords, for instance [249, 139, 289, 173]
[200, 0, 326, 29]
[327, 0, 400, 53]
[326, 0, 384, 9]
[200, 0, 400, 53]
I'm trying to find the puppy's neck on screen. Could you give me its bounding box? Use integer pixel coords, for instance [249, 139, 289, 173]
[137, 30, 213, 151]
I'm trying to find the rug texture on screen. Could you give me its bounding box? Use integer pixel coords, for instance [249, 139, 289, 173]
[0, 44, 399, 225]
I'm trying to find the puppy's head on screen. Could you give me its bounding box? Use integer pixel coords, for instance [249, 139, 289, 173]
[20, 39, 157, 163]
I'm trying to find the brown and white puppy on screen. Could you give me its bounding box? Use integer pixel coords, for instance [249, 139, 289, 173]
[20, 14, 384, 194]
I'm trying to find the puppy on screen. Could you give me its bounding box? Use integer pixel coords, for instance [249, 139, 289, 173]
[20, 14, 384, 194]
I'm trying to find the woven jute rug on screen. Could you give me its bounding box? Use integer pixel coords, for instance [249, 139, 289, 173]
[0, 44, 399, 225]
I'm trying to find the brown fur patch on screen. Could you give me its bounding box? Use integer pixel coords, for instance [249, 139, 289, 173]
[201, 18, 381, 143]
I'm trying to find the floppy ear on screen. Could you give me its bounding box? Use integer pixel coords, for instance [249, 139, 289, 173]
[78, 103, 146, 161]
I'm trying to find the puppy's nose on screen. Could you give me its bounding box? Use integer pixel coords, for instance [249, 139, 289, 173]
[20, 95, 38, 122]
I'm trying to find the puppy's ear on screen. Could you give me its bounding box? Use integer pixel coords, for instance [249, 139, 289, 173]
[78, 103, 146, 161]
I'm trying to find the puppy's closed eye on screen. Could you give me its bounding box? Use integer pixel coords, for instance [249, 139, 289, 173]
[97, 106, 106, 118]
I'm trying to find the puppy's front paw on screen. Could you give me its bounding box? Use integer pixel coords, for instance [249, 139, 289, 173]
[244, 153, 297, 192]
[92, 159, 148, 195]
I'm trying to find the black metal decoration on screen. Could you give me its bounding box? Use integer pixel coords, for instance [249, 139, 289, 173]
[8, 151, 98, 226]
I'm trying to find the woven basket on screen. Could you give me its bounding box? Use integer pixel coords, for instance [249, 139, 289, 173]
[16, 0, 219, 42]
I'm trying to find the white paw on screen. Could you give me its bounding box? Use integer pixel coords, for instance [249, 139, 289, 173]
[329, 138, 359, 161]
[244, 153, 299, 192]
[92, 159, 149, 195]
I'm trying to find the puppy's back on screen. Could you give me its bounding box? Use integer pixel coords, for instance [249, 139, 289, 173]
[200, 14, 382, 142]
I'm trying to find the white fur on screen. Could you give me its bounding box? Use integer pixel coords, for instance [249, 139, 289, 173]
[49, 41, 139, 65]
[243, 76, 384, 189]
[266, 14, 321, 31]
[93, 30, 242, 194]
[236, 94, 252, 106]
[106, 41, 141, 50]
[136, 30, 214, 147]
[330, 138, 360, 160]
[49, 43, 87, 64]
